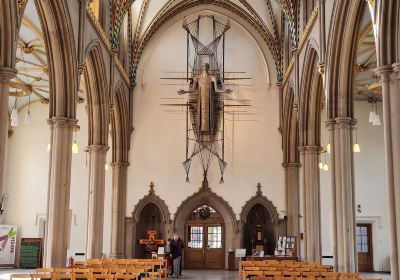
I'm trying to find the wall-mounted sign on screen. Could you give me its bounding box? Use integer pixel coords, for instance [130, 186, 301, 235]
[0, 225, 17, 266]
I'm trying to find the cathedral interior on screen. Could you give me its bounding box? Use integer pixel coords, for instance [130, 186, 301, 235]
[0, 0, 399, 279]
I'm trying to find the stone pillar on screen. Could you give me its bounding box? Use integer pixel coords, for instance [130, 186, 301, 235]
[327, 118, 357, 272]
[110, 161, 129, 258]
[283, 163, 300, 242]
[300, 146, 322, 262]
[0, 67, 17, 198]
[86, 145, 109, 259]
[375, 64, 400, 280]
[44, 117, 77, 268]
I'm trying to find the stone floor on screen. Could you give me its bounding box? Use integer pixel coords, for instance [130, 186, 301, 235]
[0, 268, 392, 280]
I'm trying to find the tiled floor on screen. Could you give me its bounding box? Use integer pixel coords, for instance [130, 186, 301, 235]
[0, 269, 392, 280]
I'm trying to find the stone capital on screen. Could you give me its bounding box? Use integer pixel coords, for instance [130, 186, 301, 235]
[392, 62, 400, 76]
[325, 119, 336, 130]
[87, 145, 109, 153]
[47, 117, 78, 128]
[375, 65, 393, 82]
[334, 117, 355, 129]
[110, 161, 129, 167]
[0, 67, 17, 82]
[299, 146, 322, 155]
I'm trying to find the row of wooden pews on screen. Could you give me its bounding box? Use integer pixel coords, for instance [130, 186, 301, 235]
[240, 260, 361, 280]
[10, 258, 167, 280]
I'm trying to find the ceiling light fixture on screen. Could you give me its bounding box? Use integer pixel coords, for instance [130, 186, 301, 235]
[369, 101, 381, 126]
[373, 102, 381, 126]
[323, 153, 328, 171]
[353, 127, 361, 153]
[72, 130, 79, 154]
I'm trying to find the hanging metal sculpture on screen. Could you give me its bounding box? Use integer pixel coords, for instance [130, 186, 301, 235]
[161, 15, 250, 183]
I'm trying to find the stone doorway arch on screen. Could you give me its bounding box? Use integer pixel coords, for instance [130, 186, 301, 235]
[173, 178, 239, 269]
[129, 182, 172, 258]
[240, 183, 281, 256]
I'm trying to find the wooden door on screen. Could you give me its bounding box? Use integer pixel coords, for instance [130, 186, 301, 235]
[357, 223, 373, 272]
[204, 225, 224, 269]
[185, 205, 224, 269]
[185, 225, 204, 269]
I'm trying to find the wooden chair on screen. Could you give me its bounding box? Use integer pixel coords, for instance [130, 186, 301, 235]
[253, 277, 274, 280]
[37, 268, 53, 273]
[113, 273, 137, 280]
[296, 267, 311, 273]
[10, 274, 32, 280]
[244, 270, 263, 278]
[262, 266, 277, 271]
[91, 269, 109, 275]
[126, 268, 145, 274]
[283, 271, 301, 278]
[73, 273, 94, 280]
[320, 272, 339, 278]
[302, 271, 320, 277]
[263, 271, 282, 277]
[317, 277, 337, 280]
[108, 269, 126, 274]
[92, 274, 114, 280]
[51, 273, 73, 280]
[321, 265, 333, 271]
[275, 277, 294, 280]
[297, 277, 316, 280]
[53, 269, 72, 274]
[31, 274, 52, 280]
[73, 269, 91, 274]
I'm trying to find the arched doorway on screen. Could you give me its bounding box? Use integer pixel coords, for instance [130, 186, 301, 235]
[240, 184, 280, 257]
[173, 178, 239, 269]
[185, 205, 224, 269]
[129, 183, 171, 258]
[243, 203, 275, 256]
[135, 203, 166, 259]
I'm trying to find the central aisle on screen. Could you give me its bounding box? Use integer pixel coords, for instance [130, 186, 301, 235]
[173, 269, 236, 279]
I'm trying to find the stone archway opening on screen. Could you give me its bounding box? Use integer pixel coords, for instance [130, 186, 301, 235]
[173, 179, 239, 269]
[135, 202, 166, 259]
[243, 203, 276, 256]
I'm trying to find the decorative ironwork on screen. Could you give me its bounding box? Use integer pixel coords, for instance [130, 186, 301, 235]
[198, 205, 212, 219]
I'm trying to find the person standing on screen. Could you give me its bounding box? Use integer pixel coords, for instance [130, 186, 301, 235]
[170, 235, 182, 278]
[177, 236, 184, 276]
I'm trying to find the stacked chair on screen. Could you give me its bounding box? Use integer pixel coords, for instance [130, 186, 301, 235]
[240, 260, 361, 280]
[10, 258, 167, 280]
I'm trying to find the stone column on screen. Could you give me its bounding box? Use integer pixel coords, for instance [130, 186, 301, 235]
[283, 163, 300, 243]
[0, 67, 17, 198]
[44, 117, 77, 268]
[300, 146, 322, 262]
[86, 145, 109, 259]
[327, 118, 357, 272]
[375, 64, 400, 280]
[110, 161, 129, 258]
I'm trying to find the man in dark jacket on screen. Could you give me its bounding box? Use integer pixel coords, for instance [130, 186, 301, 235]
[170, 235, 182, 278]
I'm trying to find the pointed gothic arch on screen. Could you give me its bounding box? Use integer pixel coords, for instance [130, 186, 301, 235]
[173, 178, 239, 269]
[84, 40, 110, 146]
[240, 184, 280, 256]
[129, 182, 171, 258]
[299, 42, 323, 147]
